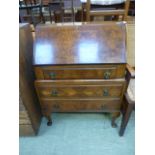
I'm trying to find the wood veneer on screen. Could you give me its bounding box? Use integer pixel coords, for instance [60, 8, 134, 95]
[19, 23, 42, 136]
[34, 22, 127, 130]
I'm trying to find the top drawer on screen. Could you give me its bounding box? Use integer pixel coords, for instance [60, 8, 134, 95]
[35, 64, 125, 80]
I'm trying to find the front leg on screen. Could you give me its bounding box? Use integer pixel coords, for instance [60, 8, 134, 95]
[46, 115, 52, 126]
[42, 107, 52, 126]
[111, 112, 120, 128]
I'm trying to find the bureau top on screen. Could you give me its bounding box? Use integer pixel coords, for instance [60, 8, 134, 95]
[33, 22, 126, 66]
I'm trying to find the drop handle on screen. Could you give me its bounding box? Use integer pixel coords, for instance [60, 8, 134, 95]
[103, 89, 109, 96]
[103, 71, 111, 79]
[51, 89, 58, 97]
[53, 104, 60, 109]
[101, 104, 106, 109]
[50, 72, 56, 79]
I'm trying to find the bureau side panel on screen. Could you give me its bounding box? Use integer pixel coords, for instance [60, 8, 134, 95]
[19, 24, 42, 135]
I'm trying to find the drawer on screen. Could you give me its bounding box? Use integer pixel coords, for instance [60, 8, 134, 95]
[35, 79, 125, 99]
[41, 98, 121, 112]
[35, 65, 125, 80]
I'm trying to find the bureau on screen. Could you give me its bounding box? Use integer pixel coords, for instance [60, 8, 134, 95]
[33, 22, 126, 128]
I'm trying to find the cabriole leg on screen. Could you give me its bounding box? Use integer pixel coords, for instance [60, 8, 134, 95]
[46, 115, 52, 126]
[111, 112, 120, 128]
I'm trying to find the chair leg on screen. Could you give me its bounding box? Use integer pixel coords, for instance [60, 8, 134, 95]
[119, 103, 134, 136]
[81, 4, 84, 22]
[40, 6, 45, 23]
[60, 10, 64, 23]
[30, 9, 36, 26]
[49, 7, 53, 23]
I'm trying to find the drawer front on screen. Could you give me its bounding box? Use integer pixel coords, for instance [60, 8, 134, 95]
[35, 79, 125, 99]
[41, 98, 121, 112]
[37, 85, 123, 98]
[35, 65, 125, 80]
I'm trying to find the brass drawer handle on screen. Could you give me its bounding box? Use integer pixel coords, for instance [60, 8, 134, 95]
[103, 89, 109, 96]
[51, 89, 58, 96]
[53, 104, 59, 109]
[103, 71, 111, 79]
[101, 104, 106, 109]
[50, 72, 56, 79]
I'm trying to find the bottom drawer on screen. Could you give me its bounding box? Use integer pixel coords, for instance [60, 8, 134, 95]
[41, 98, 122, 113]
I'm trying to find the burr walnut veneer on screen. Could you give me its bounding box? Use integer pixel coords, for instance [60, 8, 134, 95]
[34, 22, 127, 128]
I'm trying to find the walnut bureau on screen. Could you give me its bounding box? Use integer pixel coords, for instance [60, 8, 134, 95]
[33, 22, 127, 128]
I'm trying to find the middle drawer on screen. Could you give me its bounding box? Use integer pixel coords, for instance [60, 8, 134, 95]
[35, 79, 125, 98]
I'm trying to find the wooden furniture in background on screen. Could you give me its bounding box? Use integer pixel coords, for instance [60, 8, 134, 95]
[37, 0, 82, 23]
[19, 23, 42, 136]
[48, 0, 65, 22]
[33, 22, 127, 131]
[19, 0, 45, 26]
[48, 0, 82, 23]
[83, 0, 130, 21]
[119, 65, 135, 136]
[119, 23, 135, 136]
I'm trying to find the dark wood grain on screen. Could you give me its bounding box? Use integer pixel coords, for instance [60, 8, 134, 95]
[35, 79, 125, 98]
[35, 64, 125, 80]
[119, 93, 134, 136]
[33, 23, 127, 130]
[40, 98, 122, 114]
[19, 23, 42, 136]
[33, 22, 126, 65]
[119, 63, 135, 136]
